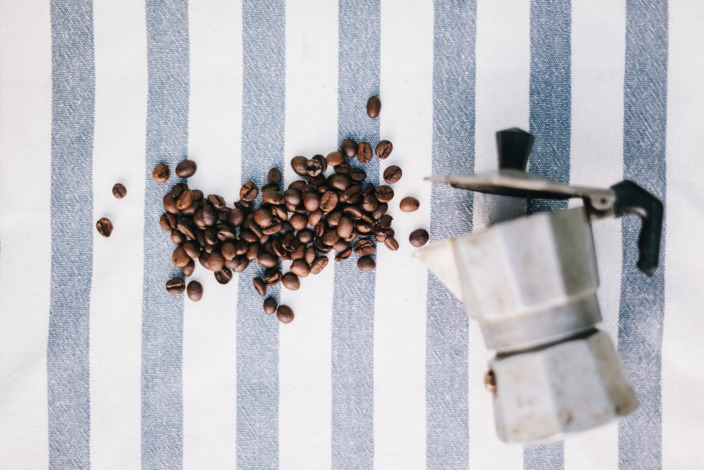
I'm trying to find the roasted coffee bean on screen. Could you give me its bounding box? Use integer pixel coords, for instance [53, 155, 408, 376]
[172, 245, 191, 268]
[195, 204, 217, 227]
[153, 163, 170, 183]
[182, 259, 195, 277]
[326, 151, 345, 166]
[163, 193, 179, 214]
[228, 207, 245, 227]
[182, 200, 199, 216]
[289, 259, 310, 278]
[356, 219, 372, 234]
[284, 188, 302, 206]
[343, 185, 363, 204]
[409, 228, 429, 247]
[272, 205, 288, 222]
[296, 228, 314, 244]
[217, 225, 237, 241]
[306, 155, 325, 177]
[318, 191, 337, 214]
[289, 213, 307, 231]
[343, 205, 363, 221]
[349, 168, 366, 182]
[291, 244, 306, 261]
[322, 229, 339, 246]
[234, 199, 253, 212]
[240, 182, 258, 201]
[221, 241, 237, 260]
[238, 229, 256, 244]
[303, 192, 320, 212]
[357, 255, 376, 272]
[181, 240, 200, 259]
[304, 246, 317, 265]
[253, 277, 267, 296]
[375, 185, 394, 203]
[341, 138, 358, 158]
[326, 210, 341, 227]
[195, 229, 207, 247]
[258, 253, 278, 269]
[308, 209, 323, 227]
[361, 194, 379, 213]
[204, 227, 219, 245]
[253, 207, 273, 227]
[384, 236, 399, 251]
[169, 229, 184, 245]
[187, 281, 203, 301]
[378, 214, 393, 229]
[336, 216, 354, 238]
[400, 196, 420, 212]
[207, 252, 225, 272]
[218, 208, 230, 223]
[176, 189, 194, 211]
[263, 297, 278, 315]
[261, 188, 285, 205]
[207, 194, 226, 209]
[160, 213, 177, 232]
[228, 255, 249, 272]
[335, 246, 352, 261]
[375, 140, 393, 159]
[366, 95, 381, 118]
[277, 305, 295, 324]
[264, 268, 282, 286]
[112, 183, 127, 199]
[333, 240, 349, 252]
[334, 162, 351, 175]
[354, 238, 376, 256]
[166, 278, 186, 294]
[281, 272, 300, 291]
[268, 167, 282, 184]
[357, 142, 372, 163]
[192, 189, 204, 200]
[175, 159, 197, 178]
[214, 267, 233, 285]
[96, 218, 113, 237]
[310, 256, 329, 274]
[170, 182, 188, 198]
[375, 232, 387, 243]
[262, 221, 282, 236]
[203, 244, 216, 254]
[177, 218, 196, 240]
[291, 156, 308, 176]
[199, 251, 210, 269]
[372, 202, 388, 220]
[383, 165, 402, 184]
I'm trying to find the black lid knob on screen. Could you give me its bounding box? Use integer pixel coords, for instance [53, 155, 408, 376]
[496, 128, 534, 171]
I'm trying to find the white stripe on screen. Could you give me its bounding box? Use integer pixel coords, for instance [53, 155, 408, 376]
[374, 0, 433, 468]
[663, 1, 704, 468]
[564, 0, 625, 468]
[472, 0, 529, 467]
[278, 1, 337, 468]
[183, 1, 242, 468]
[90, 1, 148, 468]
[0, 2, 52, 467]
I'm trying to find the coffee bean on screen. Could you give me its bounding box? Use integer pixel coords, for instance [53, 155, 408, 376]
[354, 238, 376, 256]
[172, 245, 190, 268]
[384, 236, 399, 251]
[329, 174, 351, 191]
[296, 228, 314, 244]
[284, 188, 302, 207]
[281, 272, 300, 291]
[166, 278, 185, 294]
[253, 277, 267, 296]
[305, 246, 317, 265]
[335, 246, 352, 261]
[357, 142, 372, 163]
[357, 255, 376, 272]
[343, 185, 363, 204]
[112, 183, 127, 199]
[337, 216, 354, 238]
[268, 167, 282, 184]
[192, 189, 203, 200]
[303, 192, 320, 212]
[409, 228, 429, 247]
[214, 267, 233, 284]
[350, 168, 366, 182]
[96, 218, 113, 237]
[341, 138, 358, 158]
[383, 165, 402, 184]
[258, 253, 278, 269]
[204, 227, 219, 245]
[228, 255, 249, 272]
[217, 225, 237, 241]
[375, 185, 394, 203]
[187, 281, 203, 301]
[261, 188, 285, 205]
[152, 163, 170, 183]
[272, 205, 288, 222]
[163, 193, 179, 214]
[310, 174, 327, 187]
[372, 202, 388, 220]
[176, 159, 197, 178]
[240, 182, 258, 201]
[306, 154, 326, 177]
[182, 240, 200, 258]
[361, 194, 379, 212]
[375, 140, 393, 159]
[199, 251, 210, 269]
[199, 205, 218, 227]
[334, 161, 351, 175]
[400, 196, 420, 212]
[228, 207, 246, 227]
[332, 239, 348, 252]
[378, 214, 393, 229]
[235, 199, 253, 212]
[366, 96, 381, 118]
[160, 213, 177, 232]
[176, 189, 194, 211]
[253, 208, 273, 227]
[263, 297, 277, 315]
[204, 244, 216, 254]
[317, 191, 337, 214]
[310, 256, 329, 274]
[170, 182, 188, 198]
[171, 230, 186, 245]
[291, 243, 305, 261]
[291, 156, 308, 176]
[356, 219, 372, 234]
[276, 305, 295, 324]
[207, 194, 226, 209]
[326, 151, 345, 166]
[308, 209, 323, 227]
[289, 259, 310, 278]
[208, 252, 225, 272]
[322, 228, 339, 246]
[182, 259, 195, 277]
[264, 268, 282, 286]
[342, 205, 363, 220]
[177, 217, 197, 239]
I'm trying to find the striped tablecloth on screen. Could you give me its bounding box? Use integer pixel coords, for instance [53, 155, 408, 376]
[1, 0, 702, 469]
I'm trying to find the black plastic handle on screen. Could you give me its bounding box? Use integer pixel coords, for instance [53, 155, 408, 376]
[610, 180, 664, 276]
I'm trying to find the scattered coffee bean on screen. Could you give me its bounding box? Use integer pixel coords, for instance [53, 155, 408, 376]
[335, 246, 352, 261]
[268, 167, 282, 184]
[291, 156, 308, 176]
[263, 297, 277, 315]
[354, 238, 376, 256]
[366, 96, 381, 119]
[277, 305, 295, 324]
[208, 194, 226, 209]
[163, 193, 179, 214]
[341, 138, 358, 158]
[334, 161, 351, 175]
[400, 196, 420, 212]
[160, 213, 177, 232]
[310, 256, 329, 274]
[357, 142, 372, 163]
[171, 230, 186, 245]
[350, 168, 366, 182]
[182, 259, 195, 277]
[112, 183, 127, 199]
[152, 163, 170, 183]
[187, 281, 203, 301]
[290, 259, 311, 277]
[383, 165, 402, 184]
[326, 151, 345, 167]
[282, 272, 300, 290]
[96, 217, 113, 238]
[176, 189, 194, 211]
[357, 255, 376, 272]
[214, 267, 233, 284]
[375, 140, 393, 159]
[409, 228, 429, 247]
[166, 278, 186, 294]
[176, 159, 197, 178]
[375, 185, 394, 203]
[384, 236, 399, 251]
[171, 245, 190, 268]
[240, 182, 258, 201]
[264, 268, 282, 286]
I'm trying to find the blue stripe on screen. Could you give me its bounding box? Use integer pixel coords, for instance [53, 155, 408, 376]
[524, 0, 571, 467]
[426, 1, 475, 468]
[48, 1, 94, 467]
[331, 1, 380, 468]
[142, 1, 189, 468]
[618, 1, 668, 468]
[236, 1, 285, 468]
